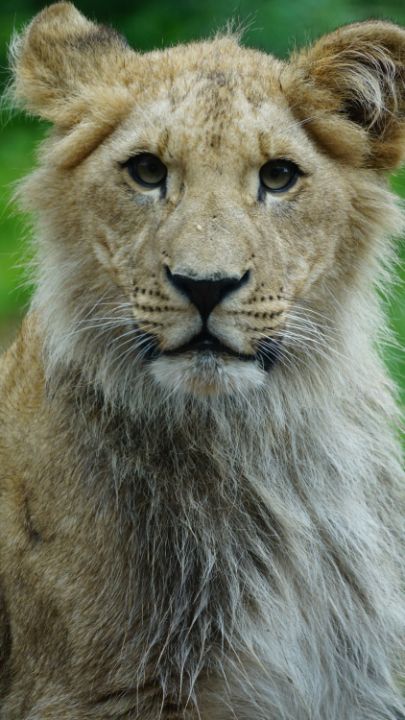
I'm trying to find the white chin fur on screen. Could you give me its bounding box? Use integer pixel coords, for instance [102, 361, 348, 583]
[149, 353, 266, 397]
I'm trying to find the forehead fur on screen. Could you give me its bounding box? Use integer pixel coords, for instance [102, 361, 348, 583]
[122, 37, 287, 147]
[109, 47, 296, 171]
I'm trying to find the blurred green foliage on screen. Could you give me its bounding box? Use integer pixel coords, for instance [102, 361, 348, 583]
[0, 0, 404, 401]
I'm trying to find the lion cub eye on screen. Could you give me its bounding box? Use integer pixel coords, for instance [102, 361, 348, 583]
[126, 153, 167, 189]
[259, 159, 300, 193]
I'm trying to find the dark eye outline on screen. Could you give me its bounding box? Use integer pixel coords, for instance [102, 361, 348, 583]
[259, 159, 302, 194]
[122, 153, 168, 189]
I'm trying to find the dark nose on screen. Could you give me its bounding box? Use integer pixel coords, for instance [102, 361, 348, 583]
[166, 267, 250, 320]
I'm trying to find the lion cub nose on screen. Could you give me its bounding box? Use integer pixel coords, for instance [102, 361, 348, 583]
[166, 267, 250, 321]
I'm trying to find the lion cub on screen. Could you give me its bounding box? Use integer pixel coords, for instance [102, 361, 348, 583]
[0, 3, 404, 719]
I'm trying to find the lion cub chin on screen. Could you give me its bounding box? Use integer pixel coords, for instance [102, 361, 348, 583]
[0, 3, 404, 720]
[150, 354, 266, 396]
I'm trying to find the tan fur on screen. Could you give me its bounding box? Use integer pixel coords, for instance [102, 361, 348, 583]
[1, 4, 405, 719]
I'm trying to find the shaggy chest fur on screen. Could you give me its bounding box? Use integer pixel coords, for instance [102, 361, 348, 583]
[0, 329, 404, 720]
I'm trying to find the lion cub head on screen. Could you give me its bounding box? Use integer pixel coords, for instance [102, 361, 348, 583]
[10, 3, 405, 399]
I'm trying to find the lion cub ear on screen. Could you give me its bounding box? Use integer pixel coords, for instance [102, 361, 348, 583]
[285, 21, 405, 169]
[10, 2, 134, 126]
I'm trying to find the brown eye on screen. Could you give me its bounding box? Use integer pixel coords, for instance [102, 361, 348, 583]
[259, 159, 299, 193]
[126, 153, 167, 188]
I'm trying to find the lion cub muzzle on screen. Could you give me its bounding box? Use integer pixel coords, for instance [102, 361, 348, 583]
[149, 264, 280, 395]
[163, 266, 256, 359]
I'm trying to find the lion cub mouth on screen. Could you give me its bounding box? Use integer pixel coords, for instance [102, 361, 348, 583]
[163, 331, 283, 373]
[164, 330, 255, 362]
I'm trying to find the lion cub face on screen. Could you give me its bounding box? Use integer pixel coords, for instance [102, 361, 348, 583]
[11, 4, 405, 397]
[84, 69, 347, 395]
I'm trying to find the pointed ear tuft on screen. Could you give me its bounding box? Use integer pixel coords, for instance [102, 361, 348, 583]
[9, 2, 133, 125]
[284, 22, 405, 169]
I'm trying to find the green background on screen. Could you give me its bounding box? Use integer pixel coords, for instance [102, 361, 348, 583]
[0, 0, 404, 403]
